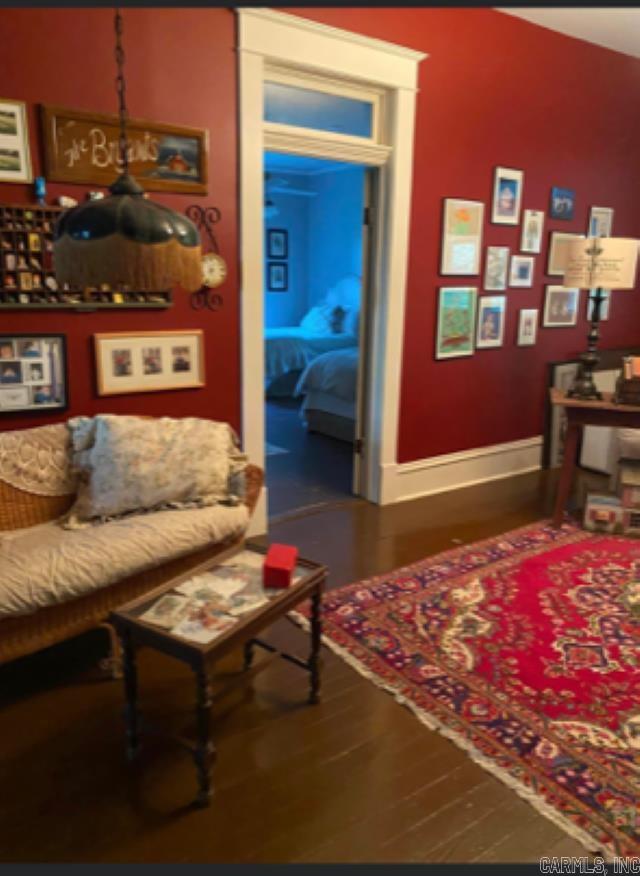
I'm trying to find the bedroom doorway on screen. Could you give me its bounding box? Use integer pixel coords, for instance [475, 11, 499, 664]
[263, 151, 373, 517]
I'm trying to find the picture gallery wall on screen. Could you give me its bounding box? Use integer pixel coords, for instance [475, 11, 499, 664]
[1, 7, 640, 476]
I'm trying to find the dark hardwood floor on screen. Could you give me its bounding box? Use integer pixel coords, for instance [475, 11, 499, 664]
[0, 467, 602, 863]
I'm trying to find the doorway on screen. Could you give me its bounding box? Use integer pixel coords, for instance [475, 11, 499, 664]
[263, 151, 372, 517]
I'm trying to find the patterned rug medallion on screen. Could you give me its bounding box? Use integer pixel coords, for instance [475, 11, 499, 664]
[299, 520, 640, 858]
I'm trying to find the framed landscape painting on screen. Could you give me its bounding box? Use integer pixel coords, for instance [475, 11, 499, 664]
[435, 287, 477, 359]
[491, 167, 523, 225]
[440, 199, 484, 276]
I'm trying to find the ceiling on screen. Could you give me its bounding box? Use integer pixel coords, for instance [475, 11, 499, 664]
[497, 8, 640, 58]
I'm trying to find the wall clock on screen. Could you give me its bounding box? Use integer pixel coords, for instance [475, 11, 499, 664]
[186, 204, 227, 309]
[202, 252, 227, 289]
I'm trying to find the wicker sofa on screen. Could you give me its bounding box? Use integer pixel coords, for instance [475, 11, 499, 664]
[0, 420, 263, 670]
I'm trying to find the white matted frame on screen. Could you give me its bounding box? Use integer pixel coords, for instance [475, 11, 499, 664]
[238, 9, 426, 532]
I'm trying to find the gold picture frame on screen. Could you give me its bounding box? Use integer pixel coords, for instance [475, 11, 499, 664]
[94, 330, 205, 396]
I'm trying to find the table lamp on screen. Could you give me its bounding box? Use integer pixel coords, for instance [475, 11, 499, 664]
[562, 236, 639, 400]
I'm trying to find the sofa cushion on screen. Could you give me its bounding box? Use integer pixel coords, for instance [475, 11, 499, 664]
[66, 414, 247, 526]
[0, 423, 76, 497]
[0, 502, 250, 618]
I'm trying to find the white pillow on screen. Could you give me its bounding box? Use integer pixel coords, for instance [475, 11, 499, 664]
[344, 307, 360, 338]
[300, 306, 332, 334]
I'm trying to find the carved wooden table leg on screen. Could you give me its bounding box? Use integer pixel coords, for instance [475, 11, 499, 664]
[193, 664, 215, 807]
[309, 585, 322, 704]
[553, 417, 582, 528]
[121, 629, 140, 760]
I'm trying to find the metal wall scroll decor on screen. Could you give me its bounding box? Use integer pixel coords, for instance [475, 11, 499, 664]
[186, 204, 227, 311]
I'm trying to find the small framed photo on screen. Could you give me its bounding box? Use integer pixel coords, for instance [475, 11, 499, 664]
[483, 246, 509, 291]
[267, 229, 288, 260]
[587, 206, 613, 238]
[549, 187, 575, 221]
[440, 198, 484, 276]
[509, 255, 535, 288]
[543, 286, 580, 327]
[267, 262, 288, 292]
[476, 295, 506, 349]
[435, 287, 477, 359]
[0, 334, 67, 414]
[517, 308, 539, 347]
[587, 289, 611, 322]
[547, 231, 585, 276]
[520, 209, 545, 253]
[491, 167, 523, 225]
[0, 99, 32, 183]
[94, 330, 205, 396]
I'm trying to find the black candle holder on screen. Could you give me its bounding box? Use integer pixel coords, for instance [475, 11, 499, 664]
[567, 287, 606, 401]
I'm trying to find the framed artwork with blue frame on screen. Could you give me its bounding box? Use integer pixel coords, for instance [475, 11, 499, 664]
[549, 187, 575, 221]
[267, 262, 288, 292]
[267, 229, 288, 260]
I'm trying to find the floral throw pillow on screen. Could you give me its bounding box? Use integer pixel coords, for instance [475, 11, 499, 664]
[65, 414, 247, 528]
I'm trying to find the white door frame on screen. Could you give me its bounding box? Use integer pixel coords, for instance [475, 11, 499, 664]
[238, 9, 426, 534]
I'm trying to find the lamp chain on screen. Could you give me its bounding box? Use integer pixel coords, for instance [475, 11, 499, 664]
[114, 8, 129, 175]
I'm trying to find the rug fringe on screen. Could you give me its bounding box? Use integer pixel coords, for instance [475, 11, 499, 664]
[289, 609, 611, 862]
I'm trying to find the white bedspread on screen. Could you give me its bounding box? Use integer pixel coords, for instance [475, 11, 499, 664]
[295, 347, 359, 403]
[0, 503, 249, 618]
[265, 328, 356, 383]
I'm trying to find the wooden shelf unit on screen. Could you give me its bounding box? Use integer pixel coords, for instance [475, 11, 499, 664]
[0, 203, 172, 311]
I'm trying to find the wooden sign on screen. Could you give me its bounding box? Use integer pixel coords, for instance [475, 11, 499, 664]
[40, 104, 208, 195]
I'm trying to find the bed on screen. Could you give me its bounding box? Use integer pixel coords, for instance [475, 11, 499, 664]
[265, 327, 356, 396]
[294, 347, 359, 443]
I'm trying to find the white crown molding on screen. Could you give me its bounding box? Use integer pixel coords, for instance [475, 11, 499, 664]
[238, 8, 427, 64]
[380, 436, 543, 505]
[264, 129, 392, 168]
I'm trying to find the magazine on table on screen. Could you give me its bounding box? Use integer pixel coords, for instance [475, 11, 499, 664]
[139, 593, 191, 629]
[170, 600, 236, 644]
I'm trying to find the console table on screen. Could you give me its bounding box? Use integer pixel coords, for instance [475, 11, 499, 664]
[550, 388, 640, 527]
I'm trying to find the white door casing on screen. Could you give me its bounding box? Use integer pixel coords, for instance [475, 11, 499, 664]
[238, 9, 426, 534]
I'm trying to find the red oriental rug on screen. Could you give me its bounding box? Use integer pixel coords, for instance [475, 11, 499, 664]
[297, 520, 640, 858]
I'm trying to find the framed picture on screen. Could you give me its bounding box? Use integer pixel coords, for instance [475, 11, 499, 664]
[517, 308, 539, 347]
[0, 99, 32, 183]
[588, 206, 614, 238]
[549, 187, 575, 221]
[520, 209, 545, 253]
[0, 334, 67, 414]
[546, 359, 580, 468]
[491, 167, 523, 225]
[587, 289, 611, 321]
[440, 199, 484, 276]
[547, 231, 585, 276]
[543, 285, 580, 327]
[94, 330, 205, 396]
[40, 105, 208, 194]
[267, 262, 288, 292]
[483, 246, 509, 291]
[267, 229, 288, 260]
[435, 287, 477, 359]
[476, 295, 506, 349]
[509, 255, 535, 288]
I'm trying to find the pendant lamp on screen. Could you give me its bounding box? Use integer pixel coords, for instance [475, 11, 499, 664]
[54, 9, 202, 293]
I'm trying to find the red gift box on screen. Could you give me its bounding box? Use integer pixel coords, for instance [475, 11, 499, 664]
[263, 543, 298, 589]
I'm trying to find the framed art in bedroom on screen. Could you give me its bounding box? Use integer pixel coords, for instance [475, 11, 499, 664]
[267, 228, 288, 260]
[94, 330, 205, 396]
[0, 334, 67, 414]
[267, 262, 288, 292]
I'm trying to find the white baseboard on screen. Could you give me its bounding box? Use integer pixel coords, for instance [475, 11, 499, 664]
[380, 435, 543, 505]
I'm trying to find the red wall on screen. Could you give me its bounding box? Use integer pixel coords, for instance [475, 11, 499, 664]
[0, 8, 240, 432]
[291, 7, 640, 462]
[2, 7, 640, 468]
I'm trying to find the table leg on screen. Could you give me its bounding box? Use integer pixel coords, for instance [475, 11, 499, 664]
[553, 419, 581, 527]
[243, 639, 255, 671]
[121, 629, 140, 760]
[193, 665, 215, 807]
[309, 585, 322, 705]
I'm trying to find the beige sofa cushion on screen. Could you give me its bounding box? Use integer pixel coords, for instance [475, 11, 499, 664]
[66, 414, 247, 526]
[0, 502, 249, 618]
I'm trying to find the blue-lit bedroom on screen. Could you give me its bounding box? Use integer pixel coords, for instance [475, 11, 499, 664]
[263, 151, 366, 517]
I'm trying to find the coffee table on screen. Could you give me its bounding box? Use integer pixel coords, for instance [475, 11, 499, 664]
[109, 541, 327, 807]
